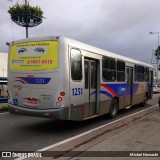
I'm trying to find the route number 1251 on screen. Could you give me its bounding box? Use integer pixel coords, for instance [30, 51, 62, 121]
[72, 88, 83, 96]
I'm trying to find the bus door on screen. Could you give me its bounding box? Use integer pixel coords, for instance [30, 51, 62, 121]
[84, 59, 97, 118]
[149, 70, 153, 99]
[126, 67, 133, 106]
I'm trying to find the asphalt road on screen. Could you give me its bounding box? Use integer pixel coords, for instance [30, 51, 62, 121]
[0, 94, 159, 152]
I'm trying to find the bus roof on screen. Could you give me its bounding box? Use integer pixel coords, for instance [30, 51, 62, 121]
[61, 37, 153, 69]
[10, 36, 153, 69]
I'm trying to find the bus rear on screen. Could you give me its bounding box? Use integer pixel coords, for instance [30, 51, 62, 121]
[8, 37, 69, 119]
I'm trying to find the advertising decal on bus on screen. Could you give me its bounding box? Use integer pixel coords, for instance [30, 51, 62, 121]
[10, 41, 58, 71]
[90, 83, 145, 99]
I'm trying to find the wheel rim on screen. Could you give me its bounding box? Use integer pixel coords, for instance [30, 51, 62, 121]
[111, 101, 117, 116]
[112, 104, 117, 116]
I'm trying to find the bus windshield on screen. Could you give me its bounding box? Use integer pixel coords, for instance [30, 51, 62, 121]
[10, 41, 58, 71]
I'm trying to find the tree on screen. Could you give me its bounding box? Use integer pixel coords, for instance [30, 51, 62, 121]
[8, 1, 44, 38]
[154, 46, 160, 59]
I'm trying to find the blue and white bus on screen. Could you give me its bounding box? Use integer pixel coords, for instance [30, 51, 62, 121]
[8, 36, 153, 120]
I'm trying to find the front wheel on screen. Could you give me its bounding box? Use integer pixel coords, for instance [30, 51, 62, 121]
[109, 98, 118, 118]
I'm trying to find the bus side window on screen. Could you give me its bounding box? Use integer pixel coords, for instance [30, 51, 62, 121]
[136, 65, 144, 82]
[71, 49, 82, 81]
[102, 57, 116, 82]
[144, 67, 149, 82]
[126, 68, 129, 86]
[117, 60, 125, 82]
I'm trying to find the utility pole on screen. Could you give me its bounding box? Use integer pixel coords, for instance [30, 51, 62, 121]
[8, 0, 43, 39]
[25, 0, 28, 38]
[149, 32, 160, 84]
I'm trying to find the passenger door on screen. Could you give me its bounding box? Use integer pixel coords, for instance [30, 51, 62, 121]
[84, 59, 97, 118]
[149, 70, 153, 99]
[126, 67, 133, 106]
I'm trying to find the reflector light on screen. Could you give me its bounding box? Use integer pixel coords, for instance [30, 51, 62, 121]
[48, 113, 54, 117]
[60, 91, 65, 96]
[45, 113, 54, 117]
[56, 102, 60, 107]
[58, 97, 63, 102]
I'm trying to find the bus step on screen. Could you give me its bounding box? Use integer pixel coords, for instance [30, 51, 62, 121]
[83, 115, 99, 120]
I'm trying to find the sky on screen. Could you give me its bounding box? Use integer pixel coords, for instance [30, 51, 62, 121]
[0, 0, 160, 68]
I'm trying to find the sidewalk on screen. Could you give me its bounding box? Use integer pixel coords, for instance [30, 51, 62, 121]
[25, 105, 160, 160]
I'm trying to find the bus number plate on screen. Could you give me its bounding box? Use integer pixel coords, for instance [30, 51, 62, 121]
[72, 88, 83, 96]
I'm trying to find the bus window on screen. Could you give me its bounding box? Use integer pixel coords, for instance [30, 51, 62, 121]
[91, 61, 97, 88]
[102, 57, 116, 82]
[0, 77, 8, 99]
[117, 61, 125, 82]
[144, 67, 149, 82]
[137, 65, 144, 82]
[134, 65, 137, 81]
[71, 49, 82, 81]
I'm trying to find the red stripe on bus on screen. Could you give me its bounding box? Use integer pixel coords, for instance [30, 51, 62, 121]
[100, 84, 117, 97]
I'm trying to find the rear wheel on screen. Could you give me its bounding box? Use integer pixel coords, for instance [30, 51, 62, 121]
[109, 98, 118, 118]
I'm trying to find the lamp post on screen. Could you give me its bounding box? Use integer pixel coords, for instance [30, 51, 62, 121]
[8, 0, 43, 39]
[25, 0, 28, 38]
[149, 32, 160, 84]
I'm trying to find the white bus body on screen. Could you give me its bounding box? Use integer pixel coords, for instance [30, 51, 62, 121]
[8, 36, 153, 120]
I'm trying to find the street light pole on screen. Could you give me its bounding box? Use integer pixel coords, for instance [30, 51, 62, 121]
[149, 32, 160, 84]
[25, 0, 28, 38]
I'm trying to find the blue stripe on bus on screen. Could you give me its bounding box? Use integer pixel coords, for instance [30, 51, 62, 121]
[90, 90, 115, 99]
[14, 77, 51, 84]
[90, 83, 147, 98]
[89, 91, 97, 96]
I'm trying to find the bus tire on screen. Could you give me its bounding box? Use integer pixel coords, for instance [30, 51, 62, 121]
[109, 98, 118, 118]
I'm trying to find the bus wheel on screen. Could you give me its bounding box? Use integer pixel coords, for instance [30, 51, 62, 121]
[109, 98, 118, 118]
[141, 93, 148, 107]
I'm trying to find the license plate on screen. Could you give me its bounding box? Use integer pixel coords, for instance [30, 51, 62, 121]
[27, 98, 38, 104]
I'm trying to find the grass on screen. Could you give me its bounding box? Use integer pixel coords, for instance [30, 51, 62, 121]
[0, 104, 8, 112]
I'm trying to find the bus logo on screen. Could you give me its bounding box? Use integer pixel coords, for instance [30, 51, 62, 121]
[2, 152, 11, 157]
[12, 60, 24, 64]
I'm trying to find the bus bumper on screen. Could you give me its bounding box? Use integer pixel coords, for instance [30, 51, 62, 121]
[8, 103, 69, 120]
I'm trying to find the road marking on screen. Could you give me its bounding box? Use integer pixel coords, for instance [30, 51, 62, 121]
[38, 104, 158, 152]
[15, 104, 158, 160]
[0, 112, 9, 115]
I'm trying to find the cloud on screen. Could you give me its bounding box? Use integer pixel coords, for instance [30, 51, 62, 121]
[0, 0, 160, 66]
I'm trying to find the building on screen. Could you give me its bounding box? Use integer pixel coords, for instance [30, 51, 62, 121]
[0, 52, 8, 77]
[0, 52, 8, 99]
